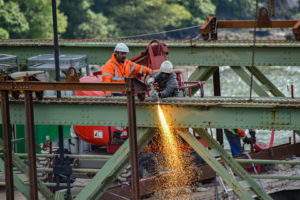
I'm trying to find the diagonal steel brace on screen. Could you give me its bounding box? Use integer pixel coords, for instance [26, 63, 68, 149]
[75, 128, 156, 200]
[191, 128, 272, 200]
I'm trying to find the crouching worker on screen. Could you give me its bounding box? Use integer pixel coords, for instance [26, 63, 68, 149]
[147, 60, 178, 98]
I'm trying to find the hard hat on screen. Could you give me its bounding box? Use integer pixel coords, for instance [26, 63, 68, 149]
[160, 60, 173, 73]
[114, 43, 129, 53]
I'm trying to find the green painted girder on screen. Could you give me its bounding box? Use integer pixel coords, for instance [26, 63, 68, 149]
[176, 129, 255, 199]
[0, 139, 53, 199]
[75, 128, 156, 200]
[190, 128, 272, 200]
[2, 97, 300, 130]
[231, 66, 269, 97]
[1, 40, 300, 66]
[188, 66, 218, 95]
[12, 152, 54, 200]
[0, 158, 30, 199]
[245, 66, 285, 97]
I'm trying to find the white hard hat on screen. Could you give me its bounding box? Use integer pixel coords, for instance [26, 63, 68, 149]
[160, 60, 173, 73]
[114, 43, 129, 53]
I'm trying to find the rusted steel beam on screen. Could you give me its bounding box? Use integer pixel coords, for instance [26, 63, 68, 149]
[293, 20, 300, 41]
[126, 77, 140, 200]
[0, 78, 146, 93]
[217, 20, 298, 28]
[1, 90, 14, 200]
[213, 67, 223, 145]
[24, 91, 38, 200]
[0, 81, 126, 92]
[200, 7, 300, 41]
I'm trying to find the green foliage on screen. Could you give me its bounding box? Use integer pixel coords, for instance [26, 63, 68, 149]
[60, 0, 113, 39]
[112, 0, 191, 37]
[15, 0, 67, 38]
[212, 0, 256, 19]
[74, 10, 115, 38]
[0, 1, 29, 38]
[0, 28, 9, 39]
[174, 0, 216, 25]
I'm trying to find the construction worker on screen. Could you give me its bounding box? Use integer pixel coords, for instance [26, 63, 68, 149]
[102, 42, 152, 96]
[102, 43, 152, 144]
[224, 129, 252, 156]
[147, 60, 178, 98]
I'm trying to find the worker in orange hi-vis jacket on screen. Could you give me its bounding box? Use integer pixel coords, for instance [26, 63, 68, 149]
[101, 43, 152, 144]
[101, 42, 152, 96]
[224, 129, 252, 156]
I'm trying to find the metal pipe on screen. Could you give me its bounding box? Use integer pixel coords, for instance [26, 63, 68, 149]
[126, 77, 140, 200]
[0, 182, 85, 188]
[1, 90, 14, 200]
[24, 91, 38, 200]
[251, 175, 300, 180]
[235, 159, 300, 165]
[51, 0, 60, 86]
[0, 153, 112, 159]
[36, 168, 99, 174]
[213, 67, 223, 145]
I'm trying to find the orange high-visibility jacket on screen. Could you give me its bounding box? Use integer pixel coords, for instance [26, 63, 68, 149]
[102, 54, 151, 85]
[233, 129, 246, 138]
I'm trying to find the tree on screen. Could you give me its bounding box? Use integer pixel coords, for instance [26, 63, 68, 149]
[0, 1, 29, 38]
[74, 10, 115, 39]
[174, 0, 216, 25]
[16, 0, 67, 38]
[111, 0, 191, 38]
[212, 0, 256, 20]
[60, 0, 113, 39]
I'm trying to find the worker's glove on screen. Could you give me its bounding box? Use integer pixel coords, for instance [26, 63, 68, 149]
[243, 136, 252, 144]
[149, 89, 159, 98]
[147, 77, 155, 86]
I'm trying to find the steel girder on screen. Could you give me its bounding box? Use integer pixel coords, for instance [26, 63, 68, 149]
[231, 66, 270, 97]
[0, 139, 53, 199]
[75, 128, 156, 200]
[0, 158, 30, 199]
[2, 97, 300, 130]
[177, 128, 272, 200]
[1, 40, 300, 66]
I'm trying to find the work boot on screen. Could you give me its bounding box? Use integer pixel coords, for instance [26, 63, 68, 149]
[111, 137, 125, 145]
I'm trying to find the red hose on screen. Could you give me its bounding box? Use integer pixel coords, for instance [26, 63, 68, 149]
[269, 130, 275, 147]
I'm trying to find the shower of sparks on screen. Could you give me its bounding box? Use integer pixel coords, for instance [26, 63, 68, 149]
[156, 105, 197, 199]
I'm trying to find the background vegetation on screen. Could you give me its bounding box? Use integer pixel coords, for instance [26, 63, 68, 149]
[0, 0, 299, 39]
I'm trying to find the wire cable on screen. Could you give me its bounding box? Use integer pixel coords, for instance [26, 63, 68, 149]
[250, 0, 259, 101]
[105, 25, 201, 40]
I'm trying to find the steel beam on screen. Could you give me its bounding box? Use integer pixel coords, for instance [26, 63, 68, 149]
[245, 66, 285, 97]
[1, 90, 14, 200]
[2, 40, 300, 66]
[0, 138, 53, 199]
[126, 77, 140, 200]
[213, 67, 224, 145]
[75, 128, 156, 200]
[191, 128, 273, 200]
[231, 66, 269, 97]
[0, 158, 30, 199]
[176, 129, 254, 200]
[2, 97, 300, 130]
[188, 66, 217, 95]
[11, 153, 53, 200]
[24, 91, 38, 200]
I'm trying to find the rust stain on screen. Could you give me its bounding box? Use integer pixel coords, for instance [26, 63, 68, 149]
[272, 111, 276, 124]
